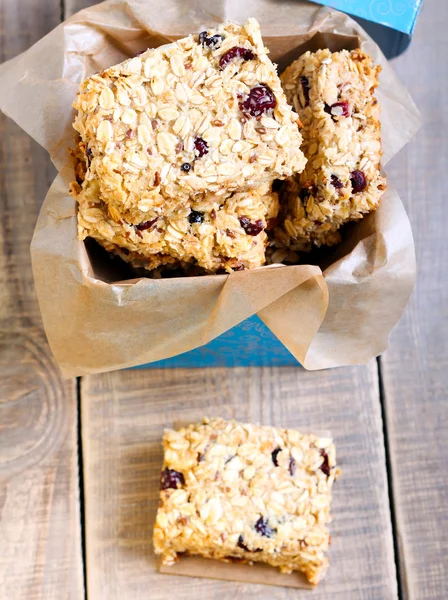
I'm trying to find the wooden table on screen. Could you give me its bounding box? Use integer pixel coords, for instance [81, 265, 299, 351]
[0, 1, 446, 598]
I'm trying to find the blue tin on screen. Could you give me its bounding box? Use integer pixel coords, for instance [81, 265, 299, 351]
[311, 0, 422, 57]
[311, 0, 422, 34]
[137, 314, 300, 368]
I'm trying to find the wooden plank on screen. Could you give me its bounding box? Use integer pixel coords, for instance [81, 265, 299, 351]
[379, 1, 448, 598]
[64, 0, 93, 17]
[81, 363, 398, 599]
[0, 1, 84, 598]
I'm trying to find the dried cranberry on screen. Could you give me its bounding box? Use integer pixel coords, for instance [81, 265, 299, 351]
[265, 217, 279, 231]
[135, 48, 147, 57]
[255, 516, 276, 538]
[189, 210, 204, 224]
[300, 76, 310, 107]
[237, 535, 262, 552]
[320, 450, 331, 477]
[160, 468, 185, 490]
[241, 84, 276, 118]
[198, 32, 224, 50]
[181, 162, 192, 172]
[136, 217, 158, 232]
[239, 216, 265, 236]
[331, 174, 344, 189]
[324, 101, 350, 118]
[289, 457, 296, 476]
[350, 170, 367, 193]
[194, 137, 209, 158]
[271, 447, 282, 466]
[219, 46, 255, 69]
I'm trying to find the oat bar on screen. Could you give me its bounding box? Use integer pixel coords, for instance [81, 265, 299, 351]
[75, 176, 279, 273]
[273, 49, 386, 253]
[72, 19, 306, 224]
[153, 418, 338, 586]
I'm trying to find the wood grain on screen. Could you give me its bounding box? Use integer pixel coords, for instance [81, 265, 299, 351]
[380, 1, 448, 598]
[81, 364, 397, 600]
[0, 1, 84, 598]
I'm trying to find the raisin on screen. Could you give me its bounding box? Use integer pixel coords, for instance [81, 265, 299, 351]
[237, 535, 262, 552]
[241, 84, 276, 117]
[136, 217, 158, 232]
[350, 170, 367, 193]
[331, 174, 344, 189]
[199, 32, 224, 49]
[189, 210, 204, 224]
[324, 101, 350, 118]
[255, 516, 276, 538]
[320, 450, 331, 477]
[219, 46, 255, 69]
[160, 468, 185, 490]
[194, 137, 209, 158]
[239, 216, 265, 236]
[271, 447, 282, 466]
[300, 76, 310, 107]
[181, 162, 192, 172]
[237, 536, 250, 552]
[289, 457, 296, 476]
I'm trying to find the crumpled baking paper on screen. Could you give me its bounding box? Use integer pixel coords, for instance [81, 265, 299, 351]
[0, 0, 420, 378]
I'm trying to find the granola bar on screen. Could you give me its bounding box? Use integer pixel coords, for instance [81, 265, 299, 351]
[72, 19, 306, 224]
[74, 176, 279, 273]
[272, 49, 386, 253]
[153, 418, 338, 586]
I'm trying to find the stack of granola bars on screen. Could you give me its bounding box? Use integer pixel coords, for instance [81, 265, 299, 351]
[70, 18, 385, 275]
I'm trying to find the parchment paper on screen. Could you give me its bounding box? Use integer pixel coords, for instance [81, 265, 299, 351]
[0, 0, 420, 377]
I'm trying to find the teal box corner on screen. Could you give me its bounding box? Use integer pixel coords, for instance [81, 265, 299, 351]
[311, 0, 422, 58]
[136, 315, 300, 369]
[311, 0, 422, 34]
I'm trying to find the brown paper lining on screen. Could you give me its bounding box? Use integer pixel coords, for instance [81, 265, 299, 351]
[0, 0, 420, 377]
[159, 556, 314, 589]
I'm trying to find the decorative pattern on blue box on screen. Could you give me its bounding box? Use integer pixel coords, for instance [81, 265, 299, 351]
[311, 0, 422, 34]
[135, 315, 300, 368]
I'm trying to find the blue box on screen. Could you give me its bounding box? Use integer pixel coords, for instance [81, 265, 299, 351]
[311, 0, 422, 57]
[311, 0, 421, 34]
[138, 315, 300, 369]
